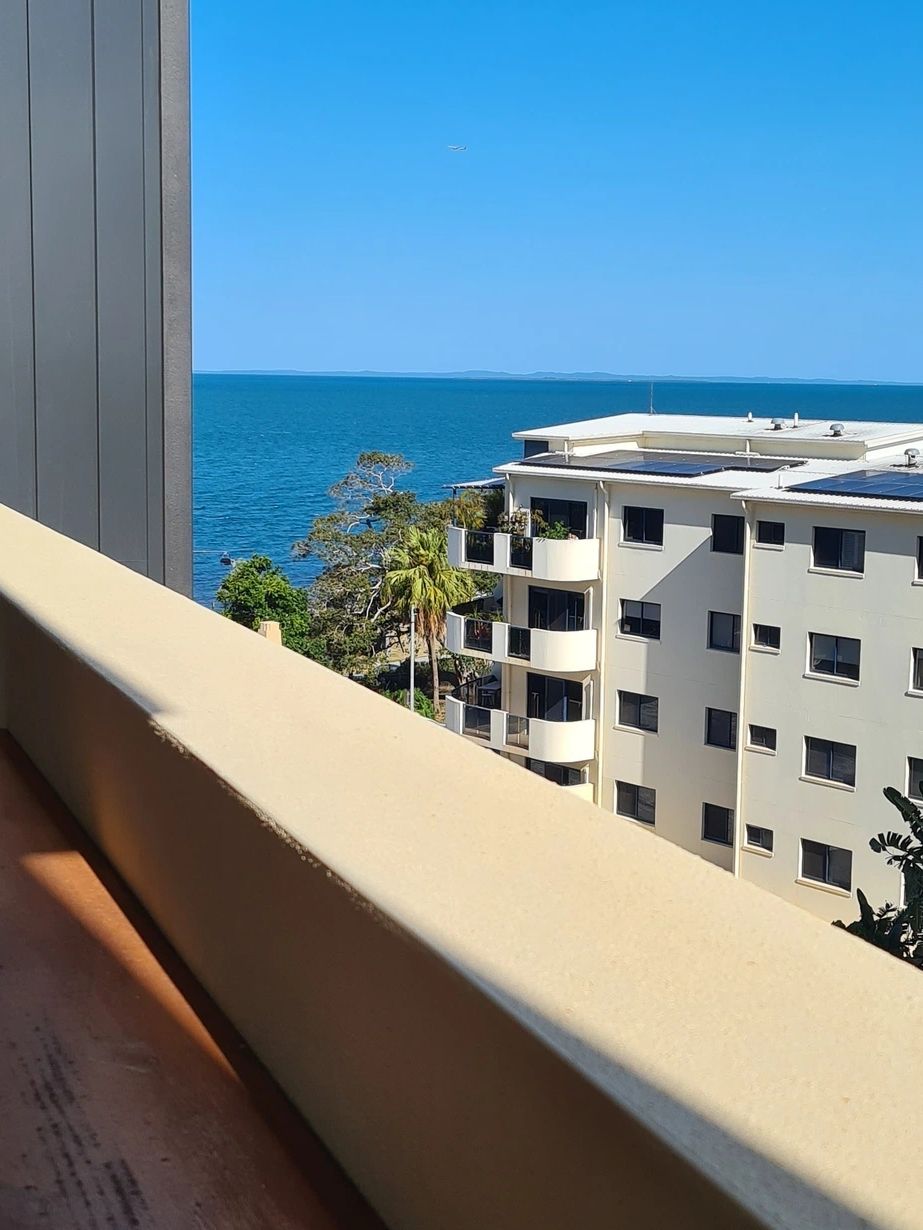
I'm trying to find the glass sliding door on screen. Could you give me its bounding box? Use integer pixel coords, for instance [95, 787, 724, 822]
[528, 586, 585, 632]
[526, 672, 584, 722]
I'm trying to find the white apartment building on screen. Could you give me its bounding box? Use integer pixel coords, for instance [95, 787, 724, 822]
[445, 411, 923, 922]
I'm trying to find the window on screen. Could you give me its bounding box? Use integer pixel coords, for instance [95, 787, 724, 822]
[812, 526, 865, 573]
[615, 781, 656, 825]
[618, 690, 659, 732]
[531, 497, 587, 539]
[526, 758, 583, 787]
[913, 648, 923, 692]
[705, 707, 737, 750]
[909, 758, 923, 801]
[748, 724, 777, 751]
[804, 736, 857, 787]
[752, 623, 781, 650]
[623, 505, 664, 546]
[809, 632, 860, 681]
[528, 586, 585, 632]
[620, 599, 661, 639]
[917, 537, 923, 581]
[702, 803, 734, 846]
[712, 514, 744, 554]
[756, 520, 785, 547]
[708, 611, 741, 653]
[745, 825, 774, 852]
[801, 839, 852, 891]
[527, 673, 583, 722]
[523, 439, 549, 459]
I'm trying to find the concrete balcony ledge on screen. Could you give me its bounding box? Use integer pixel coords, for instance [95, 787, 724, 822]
[445, 611, 597, 672]
[2, 505, 923, 1230]
[448, 524, 600, 582]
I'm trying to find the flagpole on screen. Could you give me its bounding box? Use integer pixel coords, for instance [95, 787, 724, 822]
[408, 605, 416, 710]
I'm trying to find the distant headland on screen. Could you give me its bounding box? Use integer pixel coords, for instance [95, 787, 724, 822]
[196, 369, 913, 386]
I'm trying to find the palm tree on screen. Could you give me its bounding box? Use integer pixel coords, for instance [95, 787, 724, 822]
[383, 525, 478, 708]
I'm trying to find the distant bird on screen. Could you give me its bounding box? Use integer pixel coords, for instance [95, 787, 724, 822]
[447, 144, 467, 152]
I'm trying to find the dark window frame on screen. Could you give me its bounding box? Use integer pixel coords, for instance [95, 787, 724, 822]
[619, 599, 661, 639]
[909, 757, 923, 801]
[618, 690, 659, 733]
[622, 505, 664, 546]
[708, 610, 741, 654]
[804, 736, 857, 787]
[808, 631, 861, 681]
[756, 520, 785, 547]
[747, 723, 777, 751]
[615, 780, 656, 825]
[801, 838, 852, 891]
[752, 622, 781, 650]
[912, 647, 923, 693]
[705, 707, 738, 750]
[812, 526, 866, 574]
[745, 824, 774, 852]
[530, 497, 588, 539]
[711, 514, 745, 555]
[702, 802, 734, 846]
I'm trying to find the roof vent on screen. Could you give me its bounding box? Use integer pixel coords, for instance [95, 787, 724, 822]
[792, 412, 800, 427]
[830, 422, 845, 437]
[746, 411, 754, 423]
[770, 417, 785, 431]
[906, 448, 920, 467]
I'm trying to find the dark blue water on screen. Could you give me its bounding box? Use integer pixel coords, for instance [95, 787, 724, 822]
[193, 374, 923, 605]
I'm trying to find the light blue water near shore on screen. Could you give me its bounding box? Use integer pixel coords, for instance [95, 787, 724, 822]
[193, 374, 923, 605]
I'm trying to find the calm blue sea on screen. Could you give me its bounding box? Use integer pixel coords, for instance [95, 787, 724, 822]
[193, 374, 923, 605]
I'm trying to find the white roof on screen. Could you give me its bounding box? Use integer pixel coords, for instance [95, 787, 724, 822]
[513, 412, 923, 447]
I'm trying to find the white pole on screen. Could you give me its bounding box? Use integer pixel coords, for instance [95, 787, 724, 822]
[408, 605, 416, 710]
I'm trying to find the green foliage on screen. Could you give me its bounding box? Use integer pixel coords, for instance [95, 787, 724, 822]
[215, 556, 325, 660]
[382, 687, 436, 719]
[538, 519, 570, 539]
[834, 788, 923, 967]
[383, 524, 480, 705]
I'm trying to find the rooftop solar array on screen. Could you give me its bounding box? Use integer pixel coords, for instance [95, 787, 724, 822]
[789, 469, 923, 502]
[516, 450, 799, 477]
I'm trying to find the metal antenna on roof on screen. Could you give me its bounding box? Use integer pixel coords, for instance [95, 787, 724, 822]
[648, 382, 655, 414]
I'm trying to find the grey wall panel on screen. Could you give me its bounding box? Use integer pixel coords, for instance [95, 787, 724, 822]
[94, 0, 149, 573]
[28, 0, 100, 548]
[0, 1, 37, 516]
[142, 0, 165, 584]
[0, 0, 189, 590]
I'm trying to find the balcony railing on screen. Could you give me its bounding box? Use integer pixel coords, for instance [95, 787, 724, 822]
[2, 504, 919, 1230]
[506, 714, 530, 749]
[463, 703, 493, 740]
[448, 523, 600, 582]
[507, 626, 532, 660]
[464, 617, 494, 653]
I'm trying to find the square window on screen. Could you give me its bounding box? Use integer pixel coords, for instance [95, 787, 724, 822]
[705, 707, 737, 750]
[809, 632, 860, 681]
[748, 724, 777, 751]
[702, 802, 734, 845]
[615, 780, 656, 824]
[913, 648, 923, 692]
[712, 514, 745, 554]
[804, 736, 856, 787]
[708, 611, 741, 653]
[620, 599, 661, 639]
[909, 758, 923, 801]
[618, 690, 659, 732]
[756, 520, 785, 546]
[752, 623, 781, 650]
[812, 526, 865, 573]
[801, 838, 852, 891]
[745, 824, 774, 852]
[623, 506, 664, 546]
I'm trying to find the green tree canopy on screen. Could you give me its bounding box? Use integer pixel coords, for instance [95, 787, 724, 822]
[215, 555, 324, 660]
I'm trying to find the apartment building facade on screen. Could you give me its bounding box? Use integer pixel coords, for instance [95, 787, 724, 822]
[446, 412, 923, 921]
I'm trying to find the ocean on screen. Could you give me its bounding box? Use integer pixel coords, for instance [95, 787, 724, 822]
[193, 374, 923, 605]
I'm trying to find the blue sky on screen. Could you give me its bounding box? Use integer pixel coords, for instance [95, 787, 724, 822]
[192, 1, 923, 381]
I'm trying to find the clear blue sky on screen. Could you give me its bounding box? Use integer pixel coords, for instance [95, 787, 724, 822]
[192, 1, 923, 381]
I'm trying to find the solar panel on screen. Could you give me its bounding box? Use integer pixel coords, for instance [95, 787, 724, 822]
[517, 450, 799, 476]
[790, 469, 923, 501]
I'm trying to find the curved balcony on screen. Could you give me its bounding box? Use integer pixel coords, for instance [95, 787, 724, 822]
[445, 612, 597, 672]
[448, 525, 600, 583]
[444, 693, 595, 764]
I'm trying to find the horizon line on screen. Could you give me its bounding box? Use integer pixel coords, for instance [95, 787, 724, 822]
[192, 369, 922, 387]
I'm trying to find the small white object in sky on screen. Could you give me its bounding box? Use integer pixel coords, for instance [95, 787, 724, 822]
[447, 144, 467, 152]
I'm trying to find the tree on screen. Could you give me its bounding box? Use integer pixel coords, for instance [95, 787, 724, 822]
[834, 787, 923, 967]
[382, 524, 479, 707]
[216, 556, 324, 659]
